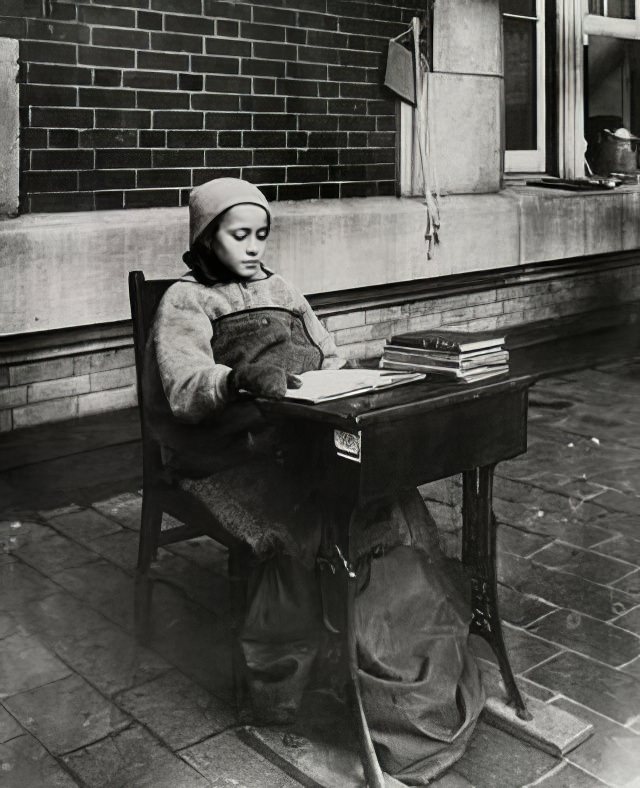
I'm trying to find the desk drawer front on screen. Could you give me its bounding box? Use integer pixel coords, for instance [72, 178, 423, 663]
[360, 389, 528, 500]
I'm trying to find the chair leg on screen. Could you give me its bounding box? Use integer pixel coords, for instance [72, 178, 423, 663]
[137, 493, 163, 573]
[228, 544, 251, 722]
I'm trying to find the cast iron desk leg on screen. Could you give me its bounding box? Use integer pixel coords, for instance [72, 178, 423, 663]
[462, 465, 532, 721]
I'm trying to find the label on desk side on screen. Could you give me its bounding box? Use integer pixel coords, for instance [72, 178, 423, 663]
[334, 430, 361, 463]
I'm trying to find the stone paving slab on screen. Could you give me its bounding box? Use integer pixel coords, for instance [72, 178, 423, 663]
[470, 626, 563, 676]
[527, 608, 640, 667]
[3, 674, 129, 755]
[612, 569, 640, 597]
[0, 705, 23, 743]
[532, 761, 611, 787]
[63, 723, 210, 788]
[451, 720, 558, 788]
[115, 669, 235, 750]
[497, 584, 557, 628]
[530, 541, 637, 585]
[613, 605, 640, 636]
[90, 492, 142, 532]
[593, 535, 640, 565]
[0, 632, 72, 699]
[13, 532, 102, 576]
[525, 652, 640, 726]
[498, 551, 635, 621]
[552, 696, 640, 787]
[180, 728, 304, 787]
[43, 508, 123, 543]
[0, 732, 80, 788]
[83, 529, 141, 572]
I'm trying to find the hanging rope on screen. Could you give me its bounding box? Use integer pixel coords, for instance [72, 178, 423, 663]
[412, 16, 440, 259]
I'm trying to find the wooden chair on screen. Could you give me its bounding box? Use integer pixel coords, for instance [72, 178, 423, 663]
[128, 269, 250, 709]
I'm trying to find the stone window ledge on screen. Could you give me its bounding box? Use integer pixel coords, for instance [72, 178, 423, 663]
[1, 189, 638, 336]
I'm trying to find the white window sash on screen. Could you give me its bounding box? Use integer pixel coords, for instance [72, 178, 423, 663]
[584, 13, 640, 37]
[557, 0, 587, 179]
[504, 2, 547, 173]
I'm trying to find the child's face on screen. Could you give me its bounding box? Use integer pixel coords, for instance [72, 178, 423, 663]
[207, 203, 269, 280]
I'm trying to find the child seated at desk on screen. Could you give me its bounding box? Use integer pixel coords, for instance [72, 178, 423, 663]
[144, 177, 483, 785]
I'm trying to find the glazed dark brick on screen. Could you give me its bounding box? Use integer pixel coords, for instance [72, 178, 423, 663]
[26, 18, 90, 44]
[286, 97, 328, 114]
[94, 70, 123, 87]
[298, 114, 339, 131]
[28, 192, 95, 212]
[137, 90, 190, 110]
[21, 128, 48, 148]
[204, 113, 252, 130]
[205, 36, 251, 57]
[152, 0, 202, 14]
[95, 191, 125, 210]
[151, 32, 203, 54]
[154, 149, 205, 167]
[339, 147, 394, 164]
[287, 165, 330, 183]
[285, 27, 307, 45]
[21, 84, 77, 107]
[318, 82, 340, 98]
[80, 129, 138, 148]
[137, 11, 163, 31]
[79, 88, 136, 109]
[167, 130, 218, 148]
[243, 131, 287, 148]
[253, 6, 297, 26]
[192, 167, 241, 185]
[21, 40, 77, 65]
[252, 113, 297, 131]
[95, 149, 152, 169]
[338, 115, 376, 131]
[287, 131, 309, 147]
[31, 149, 94, 170]
[164, 13, 213, 36]
[253, 78, 276, 95]
[78, 45, 135, 68]
[24, 171, 78, 193]
[140, 130, 166, 147]
[253, 147, 297, 165]
[0, 15, 26, 37]
[285, 61, 327, 81]
[191, 55, 240, 75]
[79, 169, 136, 190]
[179, 73, 204, 92]
[31, 107, 93, 128]
[123, 71, 177, 90]
[240, 95, 285, 112]
[340, 82, 380, 99]
[204, 75, 252, 94]
[297, 45, 341, 65]
[125, 188, 181, 208]
[276, 78, 319, 97]
[49, 130, 80, 148]
[298, 11, 338, 30]
[241, 22, 287, 42]
[253, 42, 296, 61]
[92, 27, 150, 50]
[242, 166, 286, 184]
[307, 29, 348, 49]
[136, 51, 189, 71]
[78, 5, 135, 27]
[205, 148, 253, 167]
[216, 19, 238, 37]
[203, 0, 251, 21]
[297, 147, 339, 165]
[242, 60, 286, 78]
[95, 109, 151, 128]
[153, 111, 204, 129]
[278, 182, 322, 200]
[137, 168, 191, 188]
[191, 92, 240, 111]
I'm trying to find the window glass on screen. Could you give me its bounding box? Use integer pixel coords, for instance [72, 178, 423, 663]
[503, 0, 536, 16]
[585, 36, 640, 174]
[504, 16, 538, 150]
[588, 0, 635, 18]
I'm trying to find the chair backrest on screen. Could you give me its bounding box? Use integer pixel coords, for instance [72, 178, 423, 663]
[128, 270, 178, 416]
[128, 271, 179, 482]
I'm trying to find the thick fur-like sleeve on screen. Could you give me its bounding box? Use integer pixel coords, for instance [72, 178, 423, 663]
[152, 283, 232, 422]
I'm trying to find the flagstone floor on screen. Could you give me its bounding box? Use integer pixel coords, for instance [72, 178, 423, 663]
[1, 358, 640, 787]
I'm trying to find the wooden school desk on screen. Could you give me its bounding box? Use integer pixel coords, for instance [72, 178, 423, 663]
[259, 370, 533, 720]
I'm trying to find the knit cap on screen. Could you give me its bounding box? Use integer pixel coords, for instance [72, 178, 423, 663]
[189, 177, 271, 247]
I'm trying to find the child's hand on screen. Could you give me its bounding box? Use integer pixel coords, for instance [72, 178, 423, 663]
[229, 363, 289, 399]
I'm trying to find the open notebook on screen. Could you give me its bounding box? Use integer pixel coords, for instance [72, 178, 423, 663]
[283, 369, 425, 404]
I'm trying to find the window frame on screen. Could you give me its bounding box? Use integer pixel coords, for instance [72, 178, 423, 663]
[503, 1, 548, 173]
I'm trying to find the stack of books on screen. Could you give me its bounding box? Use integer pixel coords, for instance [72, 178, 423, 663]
[380, 329, 509, 383]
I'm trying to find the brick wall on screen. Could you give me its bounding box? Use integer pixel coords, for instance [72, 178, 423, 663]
[3, 262, 640, 432]
[3, 0, 425, 213]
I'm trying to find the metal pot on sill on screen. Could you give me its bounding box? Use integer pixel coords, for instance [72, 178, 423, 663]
[595, 128, 640, 175]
